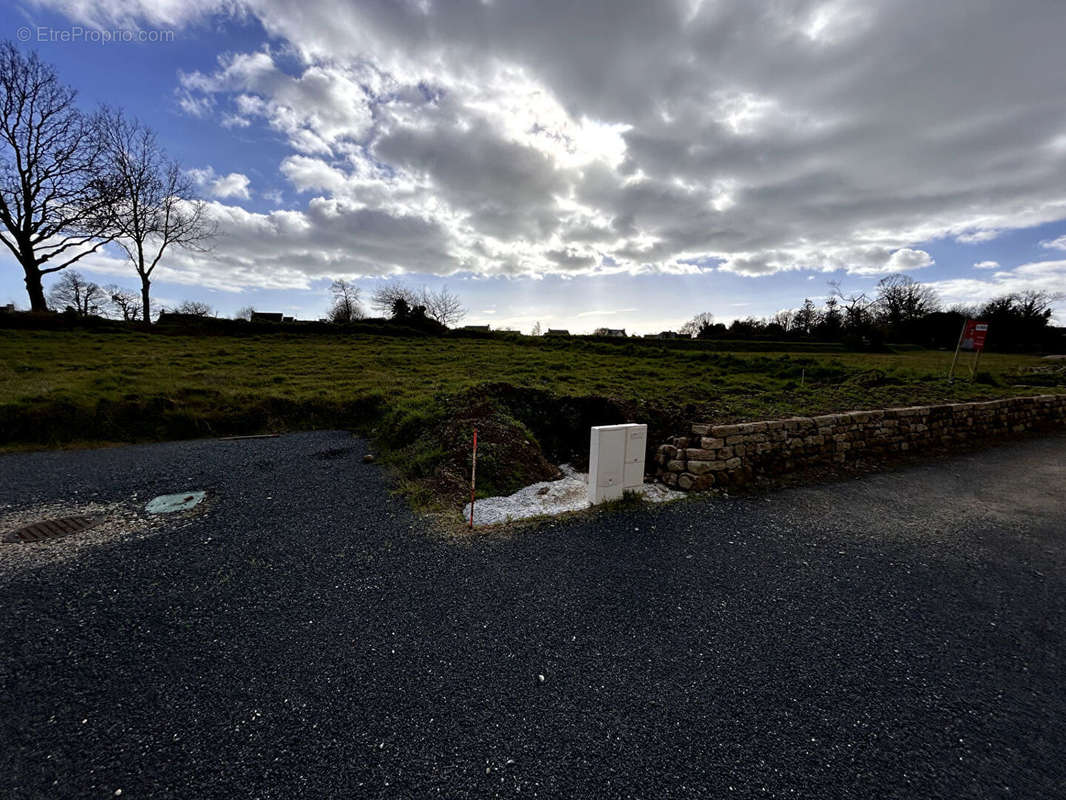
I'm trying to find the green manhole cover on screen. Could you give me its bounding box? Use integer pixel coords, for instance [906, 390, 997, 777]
[145, 491, 207, 514]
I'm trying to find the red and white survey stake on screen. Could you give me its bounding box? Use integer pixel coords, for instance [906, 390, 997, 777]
[468, 427, 478, 529]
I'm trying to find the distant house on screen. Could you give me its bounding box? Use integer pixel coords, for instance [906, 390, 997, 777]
[545, 329, 570, 336]
[644, 331, 679, 339]
[593, 328, 627, 337]
[250, 312, 284, 323]
[462, 324, 491, 332]
[0, 303, 14, 314]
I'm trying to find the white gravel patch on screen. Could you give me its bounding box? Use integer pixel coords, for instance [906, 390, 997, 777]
[462, 464, 685, 527]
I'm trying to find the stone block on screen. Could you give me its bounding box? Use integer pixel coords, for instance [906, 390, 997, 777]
[687, 459, 726, 475]
[711, 424, 743, 438]
[684, 448, 717, 460]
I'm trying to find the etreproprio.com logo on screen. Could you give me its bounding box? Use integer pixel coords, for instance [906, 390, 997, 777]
[16, 25, 175, 44]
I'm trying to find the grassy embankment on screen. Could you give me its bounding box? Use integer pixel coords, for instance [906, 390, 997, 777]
[2, 329, 1062, 504]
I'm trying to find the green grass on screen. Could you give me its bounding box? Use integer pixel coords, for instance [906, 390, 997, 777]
[1, 329, 1058, 440]
[2, 329, 1061, 505]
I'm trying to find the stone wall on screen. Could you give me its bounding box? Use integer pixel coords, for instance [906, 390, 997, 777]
[655, 394, 1066, 491]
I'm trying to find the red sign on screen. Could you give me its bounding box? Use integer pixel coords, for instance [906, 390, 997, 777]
[961, 320, 988, 351]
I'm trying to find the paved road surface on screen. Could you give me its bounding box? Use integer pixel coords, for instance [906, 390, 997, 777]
[1, 432, 1064, 799]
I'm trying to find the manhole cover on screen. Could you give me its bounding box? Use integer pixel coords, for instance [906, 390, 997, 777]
[145, 491, 207, 514]
[2, 515, 100, 543]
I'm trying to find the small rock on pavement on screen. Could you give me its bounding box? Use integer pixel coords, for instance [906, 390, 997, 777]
[362, 454, 375, 463]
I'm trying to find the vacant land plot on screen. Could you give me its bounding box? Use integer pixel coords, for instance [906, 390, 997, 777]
[2, 329, 1062, 503]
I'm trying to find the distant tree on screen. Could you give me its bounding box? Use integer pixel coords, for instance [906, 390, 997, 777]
[101, 108, 214, 325]
[329, 278, 364, 322]
[421, 285, 466, 327]
[792, 298, 820, 336]
[531, 321, 542, 336]
[728, 317, 766, 337]
[0, 43, 117, 311]
[175, 300, 213, 317]
[978, 290, 1062, 350]
[235, 305, 255, 321]
[947, 302, 980, 318]
[370, 282, 420, 316]
[404, 304, 434, 327]
[371, 281, 465, 327]
[680, 311, 715, 338]
[1010, 289, 1060, 322]
[874, 275, 940, 326]
[103, 284, 141, 321]
[768, 309, 794, 333]
[48, 270, 104, 316]
[828, 280, 875, 333]
[817, 296, 843, 339]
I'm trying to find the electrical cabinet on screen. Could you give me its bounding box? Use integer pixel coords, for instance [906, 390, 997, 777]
[588, 423, 647, 504]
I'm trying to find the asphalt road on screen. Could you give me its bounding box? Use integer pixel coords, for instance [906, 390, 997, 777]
[1, 432, 1064, 799]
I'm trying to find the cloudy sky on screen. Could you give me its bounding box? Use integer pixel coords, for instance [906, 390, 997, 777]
[5, 0, 1066, 331]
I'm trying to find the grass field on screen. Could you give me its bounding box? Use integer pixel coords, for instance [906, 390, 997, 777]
[2, 329, 1062, 502]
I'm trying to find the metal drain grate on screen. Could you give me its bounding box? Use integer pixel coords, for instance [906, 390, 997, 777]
[2, 515, 100, 543]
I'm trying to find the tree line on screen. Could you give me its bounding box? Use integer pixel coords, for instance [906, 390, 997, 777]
[0, 42, 212, 321]
[681, 275, 1062, 352]
[324, 279, 466, 328]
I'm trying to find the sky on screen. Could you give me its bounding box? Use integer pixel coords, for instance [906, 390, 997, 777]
[3, 0, 1066, 333]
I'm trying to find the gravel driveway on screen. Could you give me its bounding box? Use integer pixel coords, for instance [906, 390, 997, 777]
[1, 431, 1064, 799]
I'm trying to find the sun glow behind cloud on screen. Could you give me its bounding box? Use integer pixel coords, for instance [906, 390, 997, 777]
[3, 0, 1063, 326]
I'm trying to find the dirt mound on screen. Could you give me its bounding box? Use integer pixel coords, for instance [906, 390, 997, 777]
[382, 382, 690, 509]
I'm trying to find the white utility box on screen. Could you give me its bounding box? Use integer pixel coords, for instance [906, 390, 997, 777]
[588, 423, 647, 504]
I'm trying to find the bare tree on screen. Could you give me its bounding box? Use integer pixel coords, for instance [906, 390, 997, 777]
[531, 321, 542, 336]
[329, 278, 364, 322]
[101, 108, 213, 324]
[0, 43, 116, 311]
[174, 300, 213, 317]
[421, 285, 466, 327]
[874, 274, 940, 325]
[947, 302, 980, 318]
[103, 284, 141, 321]
[828, 280, 875, 332]
[234, 305, 256, 321]
[48, 270, 104, 316]
[768, 309, 794, 332]
[1012, 289, 1062, 321]
[680, 311, 715, 338]
[369, 281, 420, 316]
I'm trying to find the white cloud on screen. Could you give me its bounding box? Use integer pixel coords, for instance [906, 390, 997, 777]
[973, 260, 999, 269]
[188, 167, 252, 200]
[927, 259, 1066, 321]
[576, 308, 638, 318]
[883, 248, 934, 273]
[211, 173, 252, 199]
[955, 230, 1001, 244]
[34, 0, 1066, 292]
[1042, 235, 1066, 251]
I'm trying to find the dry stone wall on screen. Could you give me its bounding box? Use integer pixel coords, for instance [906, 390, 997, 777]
[655, 394, 1066, 491]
